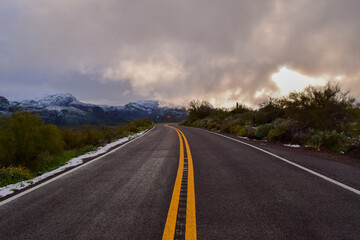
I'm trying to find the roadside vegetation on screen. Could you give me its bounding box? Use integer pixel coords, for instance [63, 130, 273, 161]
[182, 83, 360, 158]
[0, 113, 153, 187]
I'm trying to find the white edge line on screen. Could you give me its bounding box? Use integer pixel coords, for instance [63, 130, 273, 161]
[0, 125, 156, 207]
[190, 127, 360, 196]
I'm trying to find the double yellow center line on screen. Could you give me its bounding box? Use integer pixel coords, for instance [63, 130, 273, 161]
[163, 126, 197, 240]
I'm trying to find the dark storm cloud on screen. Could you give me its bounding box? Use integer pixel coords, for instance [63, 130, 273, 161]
[0, 0, 359, 106]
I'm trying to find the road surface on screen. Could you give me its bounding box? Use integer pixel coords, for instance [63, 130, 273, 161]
[0, 124, 359, 239]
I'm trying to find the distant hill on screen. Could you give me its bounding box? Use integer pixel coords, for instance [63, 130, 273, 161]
[0, 93, 188, 125]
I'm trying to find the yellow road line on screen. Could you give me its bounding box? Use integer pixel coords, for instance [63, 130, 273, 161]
[163, 126, 197, 240]
[162, 127, 184, 239]
[179, 130, 197, 240]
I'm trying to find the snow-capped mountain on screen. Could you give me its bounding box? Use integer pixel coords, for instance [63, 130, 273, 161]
[0, 96, 10, 111]
[0, 93, 188, 125]
[18, 93, 79, 107]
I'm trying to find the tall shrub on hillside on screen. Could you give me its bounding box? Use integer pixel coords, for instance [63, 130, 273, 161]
[283, 83, 356, 131]
[267, 118, 297, 141]
[187, 100, 214, 122]
[0, 112, 63, 170]
[255, 98, 285, 124]
[230, 103, 251, 115]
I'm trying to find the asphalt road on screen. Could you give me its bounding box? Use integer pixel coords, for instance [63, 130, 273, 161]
[0, 124, 359, 239]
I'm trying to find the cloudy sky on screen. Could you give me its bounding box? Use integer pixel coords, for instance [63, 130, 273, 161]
[1, 0, 359, 107]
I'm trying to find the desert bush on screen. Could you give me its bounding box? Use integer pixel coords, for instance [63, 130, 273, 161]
[123, 122, 138, 133]
[183, 82, 359, 152]
[267, 118, 297, 141]
[100, 125, 115, 142]
[62, 129, 81, 150]
[322, 130, 340, 148]
[131, 118, 152, 128]
[253, 98, 285, 124]
[308, 130, 349, 152]
[192, 120, 202, 128]
[238, 125, 254, 138]
[254, 124, 273, 139]
[79, 125, 102, 146]
[218, 117, 238, 132]
[230, 103, 251, 115]
[188, 100, 214, 122]
[322, 130, 348, 151]
[236, 111, 255, 125]
[205, 118, 222, 130]
[311, 133, 323, 151]
[118, 118, 152, 136]
[0, 166, 33, 187]
[229, 124, 242, 134]
[267, 128, 287, 141]
[211, 108, 231, 120]
[0, 112, 64, 170]
[283, 83, 356, 131]
[291, 132, 312, 145]
[40, 124, 64, 155]
[0, 113, 154, 187]
[353, 121, 360, 135]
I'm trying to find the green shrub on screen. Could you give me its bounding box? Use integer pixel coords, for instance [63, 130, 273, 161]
[308, 130, 349, 151]
[355, 121, 360, 135]
[183, 83, 359, 151]
[267, 118, 296, 141]
[0, 113, 154, 187]
[291, 132, 312, 145]
[267, 128, 287, 141]
[220, 118, 236, 132]
[188, 100, 214, 122]
[283, 83, 356, 131]
[123, 123, 137, 133]
[254, 124, 273, 139]
[0, 166, 33, 187]
[79, 125, 101, 146]
[321, 130, 349, 152]
[61, 128, 83, 150]
[205, 118, 221, 130]
[322, 130, 340, 148]
[311, 133, 323, 151]
[238, 125, 254, 138]
[229, 124, 242, 134]
[0, 112, 64, 170]
[116, 118, 153, 138]
[131, 118, 152, 128]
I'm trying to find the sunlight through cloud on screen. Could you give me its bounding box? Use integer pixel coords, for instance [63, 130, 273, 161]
[271, 67, 327, 96]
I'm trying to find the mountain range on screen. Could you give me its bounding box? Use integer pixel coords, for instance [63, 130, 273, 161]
[0, 93, 188, 125]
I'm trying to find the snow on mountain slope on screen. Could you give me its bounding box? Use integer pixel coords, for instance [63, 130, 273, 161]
[0, 93, 188, 125]
[18, 93, 79, 107]
[124, 100, 159, 113]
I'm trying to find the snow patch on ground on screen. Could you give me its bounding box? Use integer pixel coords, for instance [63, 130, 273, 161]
[0, 130, 147, 198]
[237, 136, 249, 140]
[284, 143, 301, 148]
